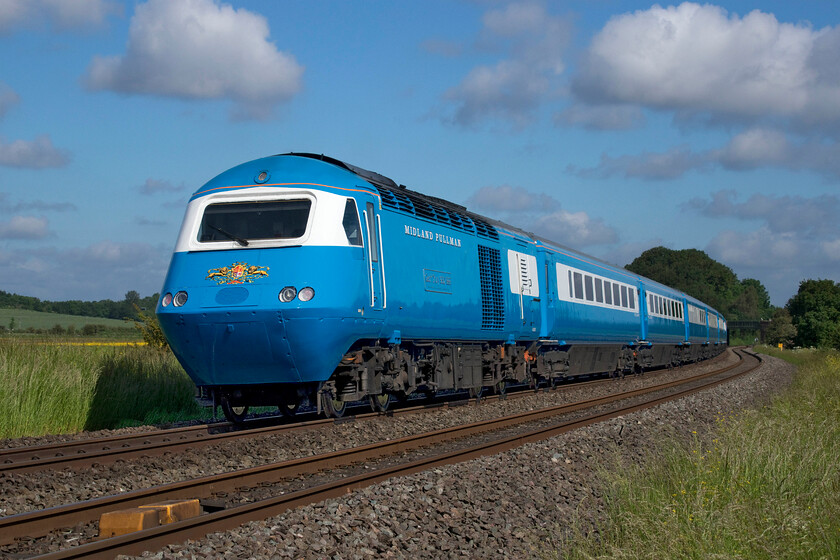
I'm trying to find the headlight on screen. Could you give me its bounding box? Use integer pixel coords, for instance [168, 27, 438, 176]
[279, 286, 297, 303]
[298, 287, 315, 302]
[161, 293, 173, 307]
[173, 291, 188, 307]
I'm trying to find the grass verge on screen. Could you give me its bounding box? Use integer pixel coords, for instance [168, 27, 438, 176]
[559, 348, 840, 559]
[0, 340, 207, 438]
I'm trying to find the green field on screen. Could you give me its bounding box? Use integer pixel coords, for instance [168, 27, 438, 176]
[0, 308, 135, 331]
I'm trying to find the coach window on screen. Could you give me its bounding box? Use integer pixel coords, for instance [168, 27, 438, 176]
[604, 281, 612, 305]
[568, 271, 573, 298]
[620, 285, 628, 308]
[594, 278, 604, 303]
[573, 272, 583, 300]
[613, 284, 621, 307]
[629, 290, 635, 310]
[584, 275, 593, 301]
[342, 199, 363, 246]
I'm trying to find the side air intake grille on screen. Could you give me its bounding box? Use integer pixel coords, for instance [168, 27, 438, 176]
[478, 245, 504, 330]
[377, 186, 499, 239]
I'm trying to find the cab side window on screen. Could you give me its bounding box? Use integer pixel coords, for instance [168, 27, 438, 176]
[342, 199, 363, 246]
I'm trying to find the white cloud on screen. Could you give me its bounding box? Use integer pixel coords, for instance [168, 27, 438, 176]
[821, 239, 840, 262]
[0, 82, 19, 118]
[466, 184, 617, 247]
[441, 1, 569, 128]
[467, 184, 560, 214]
[0, 216, 49, 239]
[687, 191, 840, 238]
[716, 128, 790, 169]
[0, 0, 119, 33]
[0, 241, 171, 300]
[686, 190, 840, 303]
[84, 0, 303, 120]
[568, 146, 709, 181]
[554, 103, 643, 131]
[704, 227, 840, 305]
[138, 178, 186, 196]
[532, 210, 618, 247]
[572, 2, 840, 130]
[0, 193, 77, 213]
[570, 128, 840, 180]
[0, 135, 70, 168]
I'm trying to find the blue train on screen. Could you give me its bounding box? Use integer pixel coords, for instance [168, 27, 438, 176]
[156, 153, 727, 421]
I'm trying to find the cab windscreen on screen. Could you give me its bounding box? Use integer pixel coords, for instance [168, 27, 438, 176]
[198, 199, 312, 244]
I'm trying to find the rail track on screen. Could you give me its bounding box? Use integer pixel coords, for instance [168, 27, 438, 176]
[0, 348, 761, 559]
[0, 357, 696, 475]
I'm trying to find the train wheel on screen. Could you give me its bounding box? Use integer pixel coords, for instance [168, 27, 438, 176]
[468, 386, 485, 401]
[494, 380, 507, 396]
[221, 396, 249, 424]
[277, 401, 300, 418]
[321, 393, 347, 418]
[368, 393, 391, 413]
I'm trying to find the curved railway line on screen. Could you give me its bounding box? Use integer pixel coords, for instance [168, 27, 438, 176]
[0, 356, 714, 475]
[1, 348, 761, 559]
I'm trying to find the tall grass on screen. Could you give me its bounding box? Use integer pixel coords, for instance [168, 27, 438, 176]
[0, 340, 205, 438]
[85, 347, 203, 430]
[560, 349, 840, 559]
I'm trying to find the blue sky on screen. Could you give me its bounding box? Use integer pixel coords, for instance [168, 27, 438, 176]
[1, 0, 839, 307]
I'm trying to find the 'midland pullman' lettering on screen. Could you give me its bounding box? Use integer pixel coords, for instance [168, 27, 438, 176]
[404, 224, 462, 247]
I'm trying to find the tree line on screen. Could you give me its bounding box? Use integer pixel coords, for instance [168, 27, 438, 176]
[0, 290, 159, 321]
[626, 247, 839, 350]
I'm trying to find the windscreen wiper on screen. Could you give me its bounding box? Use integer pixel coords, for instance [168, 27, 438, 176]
[208, 224, 249, 247]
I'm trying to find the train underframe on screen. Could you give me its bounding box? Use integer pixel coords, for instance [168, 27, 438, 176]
[205, 339, 724, 422]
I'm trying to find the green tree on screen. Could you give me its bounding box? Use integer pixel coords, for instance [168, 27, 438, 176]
[786, 279, 840, 349]
[764, 308, 797, 347]
[626, 247, 760, 319]
[733, 278, 773, 320]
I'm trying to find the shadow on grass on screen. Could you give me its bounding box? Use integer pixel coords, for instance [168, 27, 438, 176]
[84, 347, 202, 430]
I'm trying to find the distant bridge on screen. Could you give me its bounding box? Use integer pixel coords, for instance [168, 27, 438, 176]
[727, 320, 772, 342]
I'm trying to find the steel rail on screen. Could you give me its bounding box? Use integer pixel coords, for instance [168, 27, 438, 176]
[26, 349, 760, 559]
[2, 349, 751, 550]
[1, 351, 708, 474]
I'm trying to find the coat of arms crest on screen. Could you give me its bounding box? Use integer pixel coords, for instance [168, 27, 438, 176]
[206, 262, 269, 285]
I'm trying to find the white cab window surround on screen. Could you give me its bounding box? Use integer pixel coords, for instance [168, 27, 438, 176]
[175, 187, 356, 252]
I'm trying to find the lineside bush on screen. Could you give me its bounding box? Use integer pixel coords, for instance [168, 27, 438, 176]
[558, 349, 840, 559]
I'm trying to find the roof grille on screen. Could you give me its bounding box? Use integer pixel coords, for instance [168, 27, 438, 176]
[376, 186, 498, 238]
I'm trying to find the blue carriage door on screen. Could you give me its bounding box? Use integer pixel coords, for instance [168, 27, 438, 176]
[639, 284, 649, 342]
[363, 201, 385, 311]
[537, 249, 553, 338]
